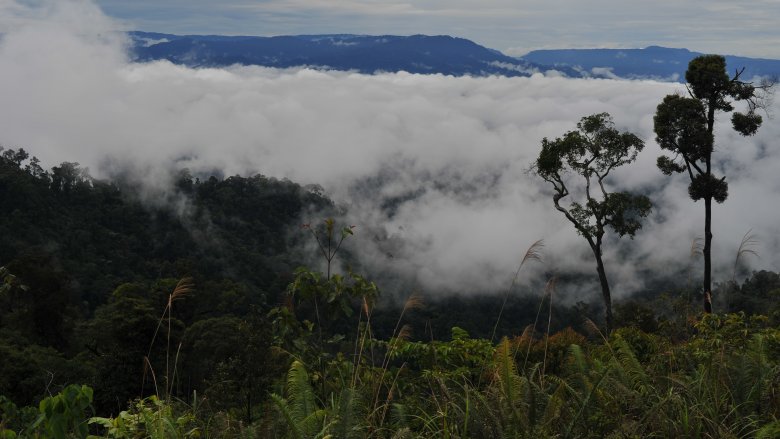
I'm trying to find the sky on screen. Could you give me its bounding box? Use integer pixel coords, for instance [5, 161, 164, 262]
[84, 0, 780, 58]
[1, 0, 779, 305]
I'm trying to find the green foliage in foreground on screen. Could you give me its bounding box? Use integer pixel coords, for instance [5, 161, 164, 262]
[3, 308, 779, 438]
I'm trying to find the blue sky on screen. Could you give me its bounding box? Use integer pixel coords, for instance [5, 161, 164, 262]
[92, 0, 780, 58]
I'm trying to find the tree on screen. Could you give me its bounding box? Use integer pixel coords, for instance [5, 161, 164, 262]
[49, 162, 90, 195]
[181, 310, 275, 423]
[4, 250, 76, 350]
[654, 54, 773, 313]
[534, 113, 651, 331]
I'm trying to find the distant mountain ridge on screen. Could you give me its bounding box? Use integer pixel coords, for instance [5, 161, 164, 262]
[520, 46, 780, 81]
[128, 31, 780, 81]
[129, 31, 575, 77]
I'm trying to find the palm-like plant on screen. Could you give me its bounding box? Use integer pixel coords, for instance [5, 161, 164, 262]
[271, 360, 330, 439]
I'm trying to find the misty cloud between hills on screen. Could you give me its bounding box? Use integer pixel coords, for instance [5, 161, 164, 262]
[2, 0, 780, 301]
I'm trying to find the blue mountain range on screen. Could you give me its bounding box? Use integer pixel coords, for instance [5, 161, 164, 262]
[521, 46, 780, 81]
[129, 31, 570, 77]
[129, 31, 780, 81]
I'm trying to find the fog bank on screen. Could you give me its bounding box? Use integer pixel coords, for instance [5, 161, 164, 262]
[2, 0, 779, 302]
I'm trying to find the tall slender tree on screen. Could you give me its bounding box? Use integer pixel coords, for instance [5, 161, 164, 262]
[654, 55, 773, 313]
[534, 113, 651, 331]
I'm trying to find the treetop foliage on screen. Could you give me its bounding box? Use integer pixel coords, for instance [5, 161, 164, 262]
[686, 55, 733, 105]
[536, 113, 644, 183]
[655, 54, 769, 205]
[654, 94, 711, 174]
[686, 54, 767, 136]
[535, 112, 651, 239]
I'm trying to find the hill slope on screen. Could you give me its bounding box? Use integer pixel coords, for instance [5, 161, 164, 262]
[520, 46, 780, 81]
[129, 31, 575, 77]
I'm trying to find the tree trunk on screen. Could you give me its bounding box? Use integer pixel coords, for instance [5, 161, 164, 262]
[703, 196, 713, 313]
[591, 244, 613, 332]
[703, 99, 715, 314]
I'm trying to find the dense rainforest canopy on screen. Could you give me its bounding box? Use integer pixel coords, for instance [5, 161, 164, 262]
[2, 146, 780, 437]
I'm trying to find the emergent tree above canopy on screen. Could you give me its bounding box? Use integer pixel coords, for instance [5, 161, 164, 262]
[534, 112, 652, 331]
[654, 54, 774, 313]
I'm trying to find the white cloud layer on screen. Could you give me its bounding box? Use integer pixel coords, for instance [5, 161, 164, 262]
[2, 0, 780, 303]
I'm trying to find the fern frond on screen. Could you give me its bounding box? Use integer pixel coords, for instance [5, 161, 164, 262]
[541, 376, 569, 429]
[286, 360, 319, 424]
[299, 409, 330, 439]
[757, 420, 780, 439]
[332, 387, 367, 439]
[492, 338, 527, 430]
[271, 393, 305, 439]
[390, 427, 413, 439]
[389, 403, 409, 430]
[611, 335, 649, 394]
[563, 363, 612, 438]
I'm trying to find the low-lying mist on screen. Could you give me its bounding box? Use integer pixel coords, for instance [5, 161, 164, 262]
[2, 0, 779, 303]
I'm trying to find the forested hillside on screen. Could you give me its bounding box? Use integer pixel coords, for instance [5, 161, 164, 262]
[0, 147, 333, 409]
[2, 146, 780, 437]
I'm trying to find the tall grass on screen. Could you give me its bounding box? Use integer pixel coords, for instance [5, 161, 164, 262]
[8, 306, 779, 438]
[490, 239, 544, 344]
[144, 277, 194, 400]
[12, 237, 777, 438]
[733, 229, 759, 283]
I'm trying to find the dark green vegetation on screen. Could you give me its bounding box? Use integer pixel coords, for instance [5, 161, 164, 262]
[0, 145, 334, 414]
[2, 55, 780, 438]
[2, 148, 780, 438]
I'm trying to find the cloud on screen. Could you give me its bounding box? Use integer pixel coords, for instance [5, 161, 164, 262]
[88, 0, 780, 59]
[2, 0, 780, 304]
[591, 67, 620, 79]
